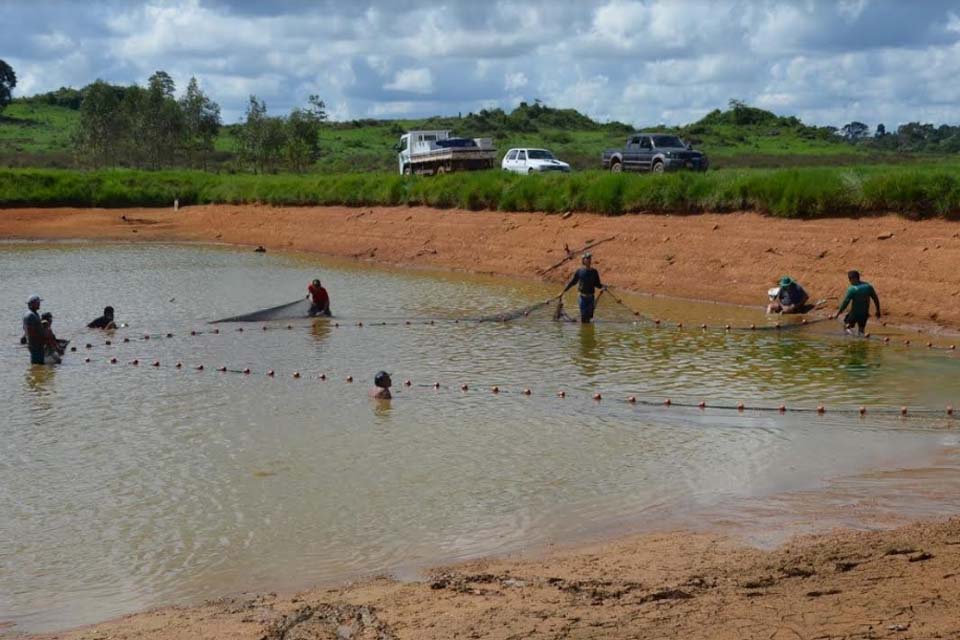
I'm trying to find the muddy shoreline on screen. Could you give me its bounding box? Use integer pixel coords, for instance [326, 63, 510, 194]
[26, 517, 960, 640]
[2, 205, 960, 332]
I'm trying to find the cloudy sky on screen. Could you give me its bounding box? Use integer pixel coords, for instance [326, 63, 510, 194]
[4, 0, 960, 128]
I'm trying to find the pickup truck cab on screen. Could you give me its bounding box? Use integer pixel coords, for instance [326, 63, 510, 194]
[602, 133, 708, 173]
[397, 130, 496, 175]
[501, 148, 571, 174]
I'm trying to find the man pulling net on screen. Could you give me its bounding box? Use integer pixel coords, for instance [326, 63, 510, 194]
[556, 252, 606, 323]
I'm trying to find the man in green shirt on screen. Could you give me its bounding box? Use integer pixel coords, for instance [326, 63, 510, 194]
[833, 270, 881, 334]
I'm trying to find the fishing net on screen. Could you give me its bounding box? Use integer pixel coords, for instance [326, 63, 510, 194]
[211, 298, 312, 323]
[470, 292, 640, 324]
[471, 299, 556, 322]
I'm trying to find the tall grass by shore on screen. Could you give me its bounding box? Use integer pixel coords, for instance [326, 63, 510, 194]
[2, 165, 959, 218]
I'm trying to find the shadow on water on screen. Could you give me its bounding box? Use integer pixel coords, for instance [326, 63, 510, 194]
[24, 363, 57, 395]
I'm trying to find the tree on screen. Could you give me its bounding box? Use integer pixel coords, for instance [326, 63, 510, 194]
[875, 123, 886, 137]
[147, 70, 176, 99]
[237, 96, 285, 172]
[75, 80, 128, 167]
[284, 95, 327, 172]
[840, 121, 869, 141]
[179, 77, 221, 169]
[0, 59, 16, 113]
[142, 70, 183, 168]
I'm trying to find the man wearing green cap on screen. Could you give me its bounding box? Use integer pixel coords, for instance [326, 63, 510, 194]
[833, 270, 881, 334]
[767, 276, 809, 314]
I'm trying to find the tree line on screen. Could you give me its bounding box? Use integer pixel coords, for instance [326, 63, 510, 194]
[66, 70, 325, 171]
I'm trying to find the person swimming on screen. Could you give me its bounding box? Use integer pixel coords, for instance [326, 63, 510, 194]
[87, 306, 116, 329]
[369, 370, 392, 400]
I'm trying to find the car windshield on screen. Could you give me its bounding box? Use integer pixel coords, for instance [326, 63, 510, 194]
[526, 149, 555, 160]
[651, 135, 686, 148]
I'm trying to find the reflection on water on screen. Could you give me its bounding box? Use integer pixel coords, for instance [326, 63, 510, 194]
[1, 242, 959, 634]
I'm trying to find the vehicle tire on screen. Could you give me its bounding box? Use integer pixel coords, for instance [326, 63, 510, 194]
[652, 161, 664, 174]
[402, 165, 412, 176]
[610, 161, 622, 173]
[528, 167, 535, 175]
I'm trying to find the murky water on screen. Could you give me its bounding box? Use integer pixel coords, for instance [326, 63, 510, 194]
[2, 243, 959, 633]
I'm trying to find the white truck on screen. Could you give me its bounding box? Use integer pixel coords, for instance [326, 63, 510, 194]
[396, 130, 496, 175]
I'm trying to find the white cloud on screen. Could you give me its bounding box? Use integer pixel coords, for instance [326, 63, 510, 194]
[384, 67, 434, 95]
[3, 0, 960, 128]
[504, 72, 527, 91]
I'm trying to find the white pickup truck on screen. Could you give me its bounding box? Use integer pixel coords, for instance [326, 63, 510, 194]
[396, 130, 496, 175]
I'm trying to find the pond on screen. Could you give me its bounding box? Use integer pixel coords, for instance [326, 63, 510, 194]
[2, 242, 959, 633]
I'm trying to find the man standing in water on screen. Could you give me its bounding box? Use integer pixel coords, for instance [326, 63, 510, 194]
[23, 295, 46, 364]
[833, 270, 881, 334]
[307, 279, 331, 317]
[558, 252, 606, 323]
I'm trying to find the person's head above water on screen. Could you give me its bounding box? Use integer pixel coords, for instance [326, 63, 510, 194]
[103, 306, 114, 318]
[847, 270, 861, 284]
[41, 312, 53, 323]
[374, 370, 392, 388]
[582, 252, 592, 267]
[27, 294, 41, 311]
[312, 279, 321, 287]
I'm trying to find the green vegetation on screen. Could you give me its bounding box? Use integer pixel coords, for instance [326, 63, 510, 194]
[3, 165, 959, 219]
[5, 82, 960, 172]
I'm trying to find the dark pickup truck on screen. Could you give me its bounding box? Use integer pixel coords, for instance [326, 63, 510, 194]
[602, 133, 708, 173]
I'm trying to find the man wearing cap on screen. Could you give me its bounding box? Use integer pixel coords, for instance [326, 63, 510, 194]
[23, 295, 46, 364]
[834, 270, 881, 334]
[558, 252, 605, 323]
[767, 276, 809, 314]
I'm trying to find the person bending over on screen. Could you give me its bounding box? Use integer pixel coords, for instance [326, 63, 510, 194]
[833, 270, 881, 334]
[558, 252, 605, 323]
[767, 276, 809, 314]
[307, 279, 331, 317]
[40, 312, 64, 364]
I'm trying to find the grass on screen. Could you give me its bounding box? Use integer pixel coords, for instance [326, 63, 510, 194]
[1, 100, 929, 171]
[3, 165, 960, 219]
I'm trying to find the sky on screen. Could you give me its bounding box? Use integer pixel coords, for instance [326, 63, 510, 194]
[4, 0, 960, 128]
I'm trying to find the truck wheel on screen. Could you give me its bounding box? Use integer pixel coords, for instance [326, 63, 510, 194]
[652, 161, 664, 174]
[610, 161, 622, 173]
[402, 165, 412, 176]
[528, 167, 535, 175]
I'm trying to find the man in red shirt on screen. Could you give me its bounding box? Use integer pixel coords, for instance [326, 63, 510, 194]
[307, 279, 331, 317]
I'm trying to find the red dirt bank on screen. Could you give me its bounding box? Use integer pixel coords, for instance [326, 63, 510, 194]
[2, 205, 959, 331]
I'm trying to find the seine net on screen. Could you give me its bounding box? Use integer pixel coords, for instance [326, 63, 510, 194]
[211, 298, 313, 323]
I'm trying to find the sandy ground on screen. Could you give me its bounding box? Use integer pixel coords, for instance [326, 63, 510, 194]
[2, 205, 960, 331]
[5, 205, 960, 638]
[31, 518, 960, 640]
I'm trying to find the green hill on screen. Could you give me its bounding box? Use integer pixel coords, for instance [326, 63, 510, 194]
[0, 95, 949, 171]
